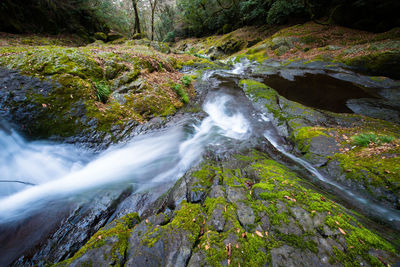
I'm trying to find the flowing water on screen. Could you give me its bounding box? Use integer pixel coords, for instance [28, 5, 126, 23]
[0, 61, 399, 264]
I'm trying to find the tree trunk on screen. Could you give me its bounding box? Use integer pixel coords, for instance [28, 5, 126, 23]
[149, 0, 158, 41]
[151, 7, 155, 40]
[132, 0, 141, 34]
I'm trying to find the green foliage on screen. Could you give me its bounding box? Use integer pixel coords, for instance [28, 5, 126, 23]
[0, 0, 133, 37]
[351, 133, 395, 147]
[172, 84, 189, 104]
[181, 75, 192, 87]
[266, 0, 306, 24]
[95, 81, 111, 103]
[163, 31, 176, 43]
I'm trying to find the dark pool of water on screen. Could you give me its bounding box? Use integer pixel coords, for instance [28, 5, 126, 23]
[260, 73, 378, 113]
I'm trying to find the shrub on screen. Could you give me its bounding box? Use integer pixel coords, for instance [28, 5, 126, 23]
[266, 0, 306, 24]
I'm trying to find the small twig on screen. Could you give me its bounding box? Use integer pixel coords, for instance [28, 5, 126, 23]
[0, 180, 36, 186]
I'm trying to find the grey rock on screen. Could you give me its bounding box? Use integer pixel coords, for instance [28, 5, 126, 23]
[208, 203, 226, 232]
[236, 202, 255, 230]
[290, 207, 314, 232]
[209, 185, 225, 198]
[125, 222, 195, 267]
[271, 245, 325, 267]
[226, 186, 247, 203]
[187, 251, 209, 267]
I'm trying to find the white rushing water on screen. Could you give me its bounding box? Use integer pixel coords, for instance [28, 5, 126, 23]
[0, 95, 250, 223]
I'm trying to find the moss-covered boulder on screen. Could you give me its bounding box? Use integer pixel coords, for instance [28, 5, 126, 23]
[0, 39, 196, 147]
[174, 26, 269, 60]
[233, 22, 400, 79]
[345, 51, 400, 80]
[239, 79, 400, 209]
[59, 151, 400, 266]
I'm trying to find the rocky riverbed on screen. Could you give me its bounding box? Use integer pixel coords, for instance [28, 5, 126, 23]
[0, 24, 399, 266]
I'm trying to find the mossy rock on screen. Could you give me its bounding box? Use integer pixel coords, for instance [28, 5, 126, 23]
[94, 32, 107, 41]
[0, 43, 191, 145]
[345, 51, 400, 80]
[66, 151, 399, 266]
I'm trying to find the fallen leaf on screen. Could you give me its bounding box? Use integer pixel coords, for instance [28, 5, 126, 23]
[97, 235, 102, 240]
[42, 103, 47, 108]
[255, 231, 263, 237]
[236, 243, 239, 249]
[241, 232, 247, 238]
[145, 219, 149, 223]
[236, 228, 240, 233]
[335, 221, 340, 225]
[265, 231, 268, 236]
[338, 228, 346, 235]
[226, 243, 232, 257]
[205, 244, 210, 250]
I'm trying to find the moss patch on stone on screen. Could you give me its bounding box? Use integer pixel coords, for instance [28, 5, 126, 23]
[0, 40, 196, 143]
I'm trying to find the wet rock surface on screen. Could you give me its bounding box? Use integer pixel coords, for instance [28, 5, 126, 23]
[1, 27, 400, 266]
[5, 187, 133, 266]
[239, 75, 400, 212]
[57, 151, 400, 267]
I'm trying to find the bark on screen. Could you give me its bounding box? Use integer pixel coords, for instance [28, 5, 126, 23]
[150, 0, 158, 41]
[132, 0, 141, 34]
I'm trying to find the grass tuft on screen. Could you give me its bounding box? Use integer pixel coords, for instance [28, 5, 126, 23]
[95, 81, 111, 103]
[173, 83, 189, 104]
[351, 133, 395, 147]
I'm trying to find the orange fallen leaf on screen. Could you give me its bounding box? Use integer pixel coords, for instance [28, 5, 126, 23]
[205, 244, 210, 250]
[338, 228, 346, 235]
[255, 231, 263, 237]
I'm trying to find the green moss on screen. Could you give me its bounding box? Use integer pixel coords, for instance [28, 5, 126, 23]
[58, 213, 140, 266]
[0, 42, 191, 140]
[333, 147, 400, 197]
[343, 51, 400, 79]
[326, 214, 395, 265]
[167, 201, 204, 244]
[293, 126, 330, 152]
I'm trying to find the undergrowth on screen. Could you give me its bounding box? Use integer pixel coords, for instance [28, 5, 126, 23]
[351, 133, 395, 147]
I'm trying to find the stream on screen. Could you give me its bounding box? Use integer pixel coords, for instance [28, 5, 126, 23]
[0, 60, 399, 265]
